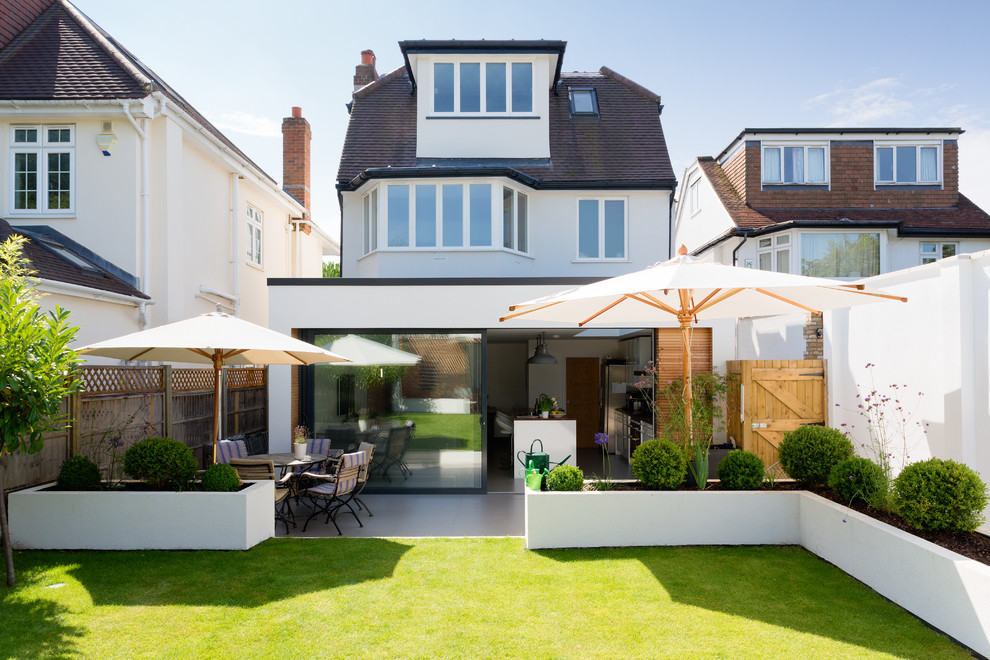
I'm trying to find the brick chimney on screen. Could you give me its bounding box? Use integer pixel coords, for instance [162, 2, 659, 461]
[353, 49, 378, 90]
[281, 106, 311, 213]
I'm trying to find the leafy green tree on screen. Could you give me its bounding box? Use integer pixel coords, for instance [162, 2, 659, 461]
[322, 260, 341, 278]
[0, 235, 82, 586]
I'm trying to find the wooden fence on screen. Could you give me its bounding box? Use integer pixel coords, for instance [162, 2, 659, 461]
[3, 366, 267, 491]
[725, 360, 827, 478]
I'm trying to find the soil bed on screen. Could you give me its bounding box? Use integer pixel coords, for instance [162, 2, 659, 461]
[578, 479, 990, 567]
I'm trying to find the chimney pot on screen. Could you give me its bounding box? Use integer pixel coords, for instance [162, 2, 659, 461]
[354, 49, 379, 90]
[361, 49, 376, 66]
[291, 106, 302, 118]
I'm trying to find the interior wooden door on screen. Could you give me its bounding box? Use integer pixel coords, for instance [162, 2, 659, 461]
[566, 357, 600, 449]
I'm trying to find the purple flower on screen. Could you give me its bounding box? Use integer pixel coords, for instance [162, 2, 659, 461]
[594, 432, 609, 447]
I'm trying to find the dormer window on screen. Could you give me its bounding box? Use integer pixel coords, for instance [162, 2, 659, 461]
[568, 88, 599, 118]
[762, 144, 827, 185]
[875, 144, 940, 184]
[432, 61, 533, 115]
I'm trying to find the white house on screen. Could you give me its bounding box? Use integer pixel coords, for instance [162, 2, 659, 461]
[0, 0, 337, 347]
[268, 40, 736, 494]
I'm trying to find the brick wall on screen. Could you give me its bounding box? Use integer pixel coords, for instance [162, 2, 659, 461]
[803, 313, 823, 360]
[743, 140, 959, 209]
[281, 108, 312, 212]
[353, 49, 378, 89]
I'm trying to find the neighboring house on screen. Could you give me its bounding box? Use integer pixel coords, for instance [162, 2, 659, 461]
[0, 0, 337, 347]
[269, 40, 725, 494]
[672, 128, 990, 359]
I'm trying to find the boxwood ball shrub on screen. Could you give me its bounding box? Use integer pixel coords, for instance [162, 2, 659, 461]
[546, 464, 584, 491]
[56, 454, 102, 490]
[123, 437, 198, 489]
[894, 458, 989, 533]
[631, 439, 686, 490]
[201, 463, 241, 492]
[717, 450, 765, 490]
[828, 456, 886, 506]
[777, 425, 853, 486]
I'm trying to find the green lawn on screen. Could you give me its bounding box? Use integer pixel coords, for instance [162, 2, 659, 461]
[383, 412, 481, 451]
[1, 539, 967, 659]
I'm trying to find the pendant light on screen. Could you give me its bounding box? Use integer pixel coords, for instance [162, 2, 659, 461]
[527, 332, 557, 365]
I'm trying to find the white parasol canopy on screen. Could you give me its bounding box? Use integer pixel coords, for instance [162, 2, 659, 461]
[325, 334, 421, 367]
[80, 311, 350, 460]
[502, 248, 907, 429]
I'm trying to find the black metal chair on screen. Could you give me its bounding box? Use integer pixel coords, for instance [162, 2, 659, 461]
[298, 451, 365, 535]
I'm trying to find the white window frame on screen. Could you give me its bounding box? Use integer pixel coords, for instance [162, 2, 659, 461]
[920, 241, 957, 265]
[874, 142, 942, 185]
[756, 233, 792, 273]
[687, 177, 700, 216]
[362, 188, 378, 255]
[8, 124, 75, 215]
[430, 57, 536, 116]
[246, 204, 263, 269]
[761, 142, 829, 185]
[575, 197, 628, 262]
[798, 230, 885, 279]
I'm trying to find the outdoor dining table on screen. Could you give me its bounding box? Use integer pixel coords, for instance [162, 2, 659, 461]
[249, 452, 340, 499]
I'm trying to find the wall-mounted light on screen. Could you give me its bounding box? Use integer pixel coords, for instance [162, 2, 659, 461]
[96, 133, 118, 156]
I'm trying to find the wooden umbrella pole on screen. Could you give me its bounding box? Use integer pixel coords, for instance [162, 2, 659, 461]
[211, 352, 223, 466]
[678, 288, 694, 438]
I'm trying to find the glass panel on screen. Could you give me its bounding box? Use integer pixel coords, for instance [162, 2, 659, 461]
[254, 226, 262, 265]
[942, 243, 956, 258]
[469, 184, 491, 246]
[776, 234, 790, 246]
[896, 146, 916, 183]
[876, 147, 893, 181]
[758, 238, 772, 249]
[603, 200, 625, 259]
[48, 128, 70, 143]
[920, 147, 938, 181]
[783, 147, 804, 183]
[571, 90, 594, 113]
[415, 185, 436, 247]
[776, 249, 790, 274]
[459, 63, 480, 112]
[370, 189, 378, 251]
[13, 152, 37, 209]
[502, 187, 514, 249]
[246, 222, 254, 259]
[363, 195, 371, 254]
[758, 252, 772, 270]
[517, 192, 528, 253]
[511, 63, 532, 112]
[801, 233, 880, 278]
[387, 185, 409, 247]
[921, 257, 936, 265]
[578, 200, 599, 258]
[442, 184, 463, 246]
[485, 63, 506, 112]
[311, 332, 485, 492]
[920, 242, 936, 255]
[433, 63, 454, 112]
[14, 128, 37, 143]
[763, 148, 781, 182]
[807, 147, 825, 182]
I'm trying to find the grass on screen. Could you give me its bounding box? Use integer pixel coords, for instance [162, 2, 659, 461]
[383, 412, 482, 451]
[1, 538, 968, 659]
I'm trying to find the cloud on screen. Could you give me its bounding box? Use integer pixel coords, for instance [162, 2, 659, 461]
[210, 111, 281, 138]
[805, 78, 915, 126]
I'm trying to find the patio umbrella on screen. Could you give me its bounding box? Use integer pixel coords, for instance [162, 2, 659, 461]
[79, 311, 350, 461]
[501, 246, 907, 430]
[325, 334, 421, 367]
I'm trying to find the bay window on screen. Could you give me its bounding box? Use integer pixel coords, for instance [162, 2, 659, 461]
[763, 145, 827, 184]
[10, 124, 74, 214]
[502, 186, 528, 252]
[432, 61, 534, 114]
[756, 234, 791, 273]
[801, 233, 880, 278]
[577, 198, 626, 260]
[875, 144, 940, 184]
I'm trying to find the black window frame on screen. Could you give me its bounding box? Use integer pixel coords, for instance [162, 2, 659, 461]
[567, 87, 600, 119]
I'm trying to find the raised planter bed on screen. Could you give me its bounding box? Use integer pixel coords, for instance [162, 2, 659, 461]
[9, 480, 274, 551]
[525, 489, 990, 657]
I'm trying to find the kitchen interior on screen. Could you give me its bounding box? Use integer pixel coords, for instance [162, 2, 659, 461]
[485, 328, 656, 491]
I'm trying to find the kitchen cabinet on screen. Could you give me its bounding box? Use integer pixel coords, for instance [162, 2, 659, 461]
[613, 410, 630, 458]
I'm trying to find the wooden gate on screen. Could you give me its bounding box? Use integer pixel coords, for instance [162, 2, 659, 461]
[726, 360, 827, 477]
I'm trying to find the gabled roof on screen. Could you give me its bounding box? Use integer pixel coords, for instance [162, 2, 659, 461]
[695, 157, 990, 238]
[0, 0, 277, 185]
[337, 61, 675, 191]
[1, 219, 148, 299]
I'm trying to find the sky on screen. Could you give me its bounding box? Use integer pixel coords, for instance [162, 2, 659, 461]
[76, 0, 990, 241]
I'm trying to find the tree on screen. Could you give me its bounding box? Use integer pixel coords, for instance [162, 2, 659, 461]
[322, 260, 341, 278]
[0, 235, 82, 587]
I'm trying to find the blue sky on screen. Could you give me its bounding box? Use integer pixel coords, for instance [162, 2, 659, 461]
[78, 0, 990, 240]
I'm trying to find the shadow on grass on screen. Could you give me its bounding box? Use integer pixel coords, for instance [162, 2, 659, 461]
[535, 545, 960, 659]
[1, 586, 84, 659]
[15, 537, 411, 609]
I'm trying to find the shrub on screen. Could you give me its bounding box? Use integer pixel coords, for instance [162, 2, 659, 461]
[828, 457, 886, 507]
[893, 458, 989, 533]
[546, 464, 584, 491]
[777, 426, 853, 486]
[631, 439, 686, 490]
[56, 454, 102, 490]
[200, 463, 241, 492]
[123, 437, 197, 490]
[717, 450, 765, 490]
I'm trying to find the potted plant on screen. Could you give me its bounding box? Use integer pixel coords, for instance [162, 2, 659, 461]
[292, 425, 309, 459]
[535, 393, 557, 419]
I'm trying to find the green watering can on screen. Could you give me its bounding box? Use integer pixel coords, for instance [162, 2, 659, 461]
[517, 439, 550, 473]
[524, 462, 545, 491]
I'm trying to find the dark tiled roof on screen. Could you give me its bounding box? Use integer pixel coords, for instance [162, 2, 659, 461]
[0, 2, 146, 99]
[0, 1, 277, 185]
[0, 0, 55, 49]
[337, 65, 675, 189]
[1, 219, 148, 298]
[697, 158, 990, 236]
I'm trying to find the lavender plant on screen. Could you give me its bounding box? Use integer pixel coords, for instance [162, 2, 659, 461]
[594, 432, 613, 490]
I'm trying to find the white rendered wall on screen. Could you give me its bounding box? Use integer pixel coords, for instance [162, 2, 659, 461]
[672, 163, 735, 254]
[341, 183, 671, 278]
